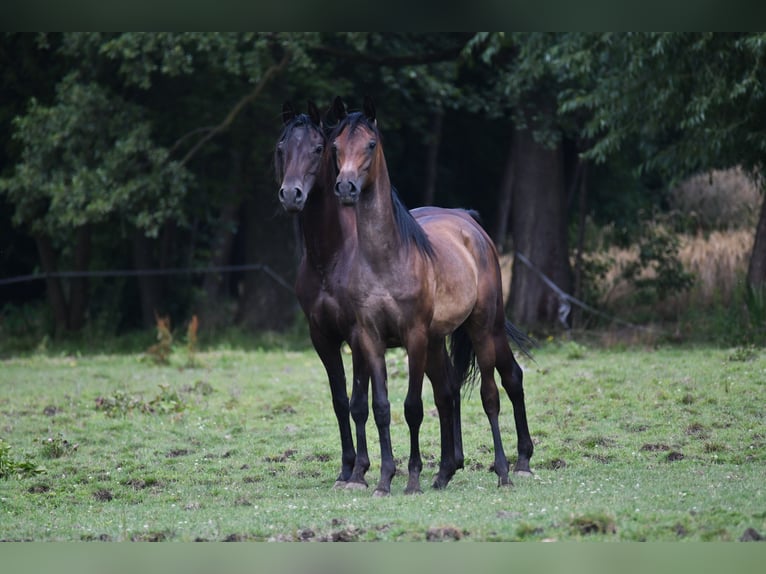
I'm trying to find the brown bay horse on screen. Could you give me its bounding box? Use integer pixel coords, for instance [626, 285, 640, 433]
[331, 96, 534, 495]
[276, 100, 471, 493]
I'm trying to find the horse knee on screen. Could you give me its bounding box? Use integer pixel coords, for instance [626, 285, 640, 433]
[372, 401, 391, 427]
[404, 396, 424, 427]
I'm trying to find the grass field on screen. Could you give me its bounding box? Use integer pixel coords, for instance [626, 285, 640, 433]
[1, 340, 764, 542]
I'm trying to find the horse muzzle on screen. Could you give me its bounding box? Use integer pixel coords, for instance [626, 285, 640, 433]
[279, 186, 306, 213]
[334, 179, 359, 206]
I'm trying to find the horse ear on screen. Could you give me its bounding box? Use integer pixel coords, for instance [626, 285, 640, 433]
[332, 96, 347, 121]
[282, 101, 296, 125]
[363, 95, 376, 124]
[307, 100, 322, 127]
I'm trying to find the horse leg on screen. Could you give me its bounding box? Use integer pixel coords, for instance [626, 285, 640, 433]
[495, 333, 534, 475]
[403, 331, 430, 494]
[310, 328, 355, 487]
[473, 333, 513, 487]
[346, 343, 370, 489]
[365, 341, 395, 497]
[425, 337, 458, 490]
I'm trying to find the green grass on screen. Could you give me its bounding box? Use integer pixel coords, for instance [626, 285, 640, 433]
[0, 341, 764, 541]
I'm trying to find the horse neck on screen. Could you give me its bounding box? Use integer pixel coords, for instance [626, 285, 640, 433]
[300, 164, 352, 269]
[355, 155, 405, 265]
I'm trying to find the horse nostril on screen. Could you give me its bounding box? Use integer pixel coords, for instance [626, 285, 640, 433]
[279, 188, 287, 202]
[294, 188, 303, 200]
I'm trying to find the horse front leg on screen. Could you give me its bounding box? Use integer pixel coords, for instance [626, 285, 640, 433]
[363, 340, 395, 497]
[346, 344, 370, 489]
[310, 328, 355, 488]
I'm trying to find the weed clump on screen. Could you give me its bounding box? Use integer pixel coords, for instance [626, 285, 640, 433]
[0, 439, 45, 479]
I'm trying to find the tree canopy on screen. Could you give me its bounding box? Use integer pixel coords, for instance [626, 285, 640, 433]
[1, 32, 765, 338]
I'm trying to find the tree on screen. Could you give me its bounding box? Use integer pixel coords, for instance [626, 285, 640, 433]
[558, 33, 766, 293]
[0, 73, 190, 333]
[459, 33, 577, 330]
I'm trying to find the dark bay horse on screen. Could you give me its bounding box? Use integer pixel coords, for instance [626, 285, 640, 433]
[331, 96, 534, 495]
[275, 101, 358, 487]
[276, 100, 469, 493]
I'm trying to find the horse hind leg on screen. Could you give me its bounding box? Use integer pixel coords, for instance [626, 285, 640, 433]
[471, 332, 513, 487]
[495, 330, 534, 476]
[424, 338, 458, 490]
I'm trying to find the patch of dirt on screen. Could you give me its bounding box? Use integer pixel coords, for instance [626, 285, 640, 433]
[81, 533, 112, 542]
[326, 527, 362, 542]
[92, 488, 113, 501]
[426, 525, 464, 541]
[43, 405, 61, 416]
[570, 514, 616, 536]
[27, 483, 50, 494]
[685, 423, 709, 438]
[666, 451, 685, 462]
[740, 528, 764, 542]
[545, 458, 567, 470]
[165, 448, 190, 458]
[641, 443, 670, 452]
[264, 449, 297, 463]
[131, 531, 170, 542]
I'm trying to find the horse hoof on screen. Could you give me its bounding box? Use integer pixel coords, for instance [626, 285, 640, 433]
[404, 486, 423, 495]
[333, 480, 348, 489]
[513, 469, 534, 478]
[497, 477, 514, 488]
[372, 488, 390, 497]
[344, 480, 368, 491]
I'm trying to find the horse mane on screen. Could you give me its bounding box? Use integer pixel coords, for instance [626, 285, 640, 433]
[392, 187, 436, 261]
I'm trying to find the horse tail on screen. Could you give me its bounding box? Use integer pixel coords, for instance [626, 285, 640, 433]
[449, 324, 479, 391]
[505, 319, 536, 360]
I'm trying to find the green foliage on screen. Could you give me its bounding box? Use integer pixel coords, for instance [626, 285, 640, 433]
[94, 383, 187, 417]
[0, 438, 46, 479]
[559, 33, 766, 179]
[0, 72, 190, 238]
[621, 218, 694, 302]
[40, 433, 77, 459]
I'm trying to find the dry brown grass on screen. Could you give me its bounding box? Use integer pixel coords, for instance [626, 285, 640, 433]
[586, 229, 753, 314]
[499, 230, 754, 319]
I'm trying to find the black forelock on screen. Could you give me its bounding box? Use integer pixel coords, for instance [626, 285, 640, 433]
[275, 113, 325, 182]
[279, 113, 323, 143]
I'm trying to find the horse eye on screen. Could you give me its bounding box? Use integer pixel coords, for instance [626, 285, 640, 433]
[368, 140, 377, 150]
[313, 144, 324, 155]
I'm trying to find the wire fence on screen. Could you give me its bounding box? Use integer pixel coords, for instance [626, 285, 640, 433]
[0, 263, 295, 293]
[3, 254, 653, 333]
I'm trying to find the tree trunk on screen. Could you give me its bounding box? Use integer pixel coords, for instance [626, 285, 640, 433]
[133, 229, 162, 329]
[508, 124, 572, 331]
[422, 110, 443, 206]
[493, 140, 516, 251]
[35, 234, 69, 335]
[747, 187, 766, 291]
[571, 162, 588, 329]
[68, 225, 91, 331]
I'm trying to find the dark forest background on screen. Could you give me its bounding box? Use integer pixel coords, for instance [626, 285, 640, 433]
[2, 33, 765, 350]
